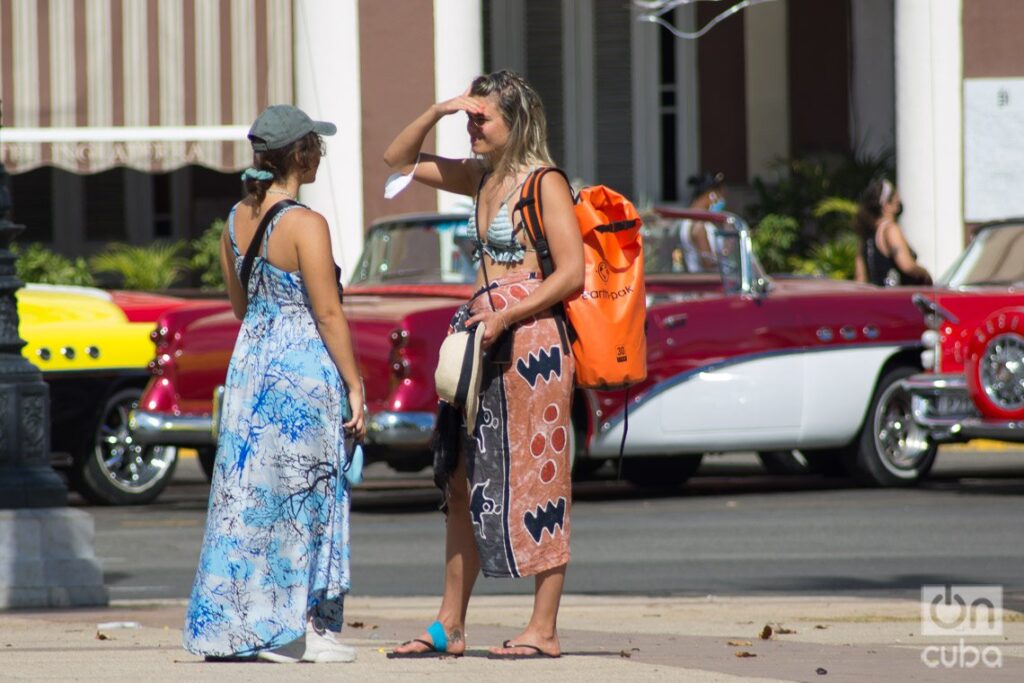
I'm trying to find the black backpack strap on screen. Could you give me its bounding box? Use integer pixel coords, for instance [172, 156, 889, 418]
[240, 199, 300, 292]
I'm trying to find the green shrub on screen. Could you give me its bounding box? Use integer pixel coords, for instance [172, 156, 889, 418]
[751, 214, 800, 274]
[190, 220, 226, 291]
[790, 233, 859, 280]
[747, 149, 892, 276]
[11, 243, 95, 286]
[90, 242, 188, 290]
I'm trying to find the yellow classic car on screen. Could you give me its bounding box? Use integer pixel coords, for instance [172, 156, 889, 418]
[17, 284, 189, 505]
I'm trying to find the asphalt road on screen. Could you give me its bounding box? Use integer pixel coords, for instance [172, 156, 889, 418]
[75, 448, 1024, 604]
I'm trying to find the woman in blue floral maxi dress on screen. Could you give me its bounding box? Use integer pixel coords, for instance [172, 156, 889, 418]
[183, 106, 365, 663]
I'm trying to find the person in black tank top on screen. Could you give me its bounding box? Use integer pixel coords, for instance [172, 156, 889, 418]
[853, 179, 932, 286]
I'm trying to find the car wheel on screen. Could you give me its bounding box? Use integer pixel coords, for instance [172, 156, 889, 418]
[621, 454, 703, 488]
[758, 449, 850, 477]
[73, 388, 179, 505]
[197, 447, 216, 481]
[847, 365, 937, 487]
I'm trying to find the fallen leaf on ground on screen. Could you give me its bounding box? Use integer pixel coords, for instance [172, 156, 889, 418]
[734, 650, 757, 658]
[814, 624, 829, 630]
[727, 640, 752, 647]
[95, 632, 110, 640]
[347, 621, 365, 628]
[759, 625, 773, 640]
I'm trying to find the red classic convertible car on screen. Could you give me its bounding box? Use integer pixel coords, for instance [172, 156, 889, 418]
[903, 219, 1024, 447]
[128, 209, 933, 497]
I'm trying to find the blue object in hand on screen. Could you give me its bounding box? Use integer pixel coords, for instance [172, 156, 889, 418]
[345, 443, 364, 486]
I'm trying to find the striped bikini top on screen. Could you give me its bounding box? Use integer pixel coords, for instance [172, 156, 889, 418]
[469, 172, 534, 264]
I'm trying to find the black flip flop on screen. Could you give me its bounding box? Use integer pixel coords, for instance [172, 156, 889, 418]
[487, 640, 561, 659]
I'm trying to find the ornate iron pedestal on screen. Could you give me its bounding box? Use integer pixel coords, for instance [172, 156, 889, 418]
[0, 170, 66, 506]
[0, 150, 107, 608]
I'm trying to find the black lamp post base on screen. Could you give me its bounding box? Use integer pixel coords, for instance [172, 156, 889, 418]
[0, 465, 67, 508]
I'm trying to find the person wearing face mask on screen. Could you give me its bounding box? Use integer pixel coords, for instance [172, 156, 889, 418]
[853, 178, 932, 286]
[674, 171, 726, 273]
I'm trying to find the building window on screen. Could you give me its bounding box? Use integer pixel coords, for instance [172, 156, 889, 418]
[153, 172, 173, 238]
[9, 169, 54, 242]
[659, 24, 679, 202]
[84, 170, 127, 242]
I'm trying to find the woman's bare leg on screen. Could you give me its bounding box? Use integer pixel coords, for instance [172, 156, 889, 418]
[392, 451, 479, 654]
[489, 563, 566, 657]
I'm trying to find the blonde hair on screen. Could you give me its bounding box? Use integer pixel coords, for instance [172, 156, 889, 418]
[470, 70, 554, 180]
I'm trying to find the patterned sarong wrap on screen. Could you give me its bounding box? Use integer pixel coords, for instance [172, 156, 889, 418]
[435, 271, 574, 578]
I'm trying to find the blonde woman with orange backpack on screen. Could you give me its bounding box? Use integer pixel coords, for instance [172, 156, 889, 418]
[384, 71, 583, 659]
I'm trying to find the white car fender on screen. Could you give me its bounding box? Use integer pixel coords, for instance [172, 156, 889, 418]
[588, 344, 913, 457]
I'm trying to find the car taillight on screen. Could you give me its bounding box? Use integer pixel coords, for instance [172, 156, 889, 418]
[388, 327, 410, 389]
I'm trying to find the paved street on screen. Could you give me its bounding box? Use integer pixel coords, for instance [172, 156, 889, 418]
[75, 447, 1024, 604]
[0, 446, 1013, 681]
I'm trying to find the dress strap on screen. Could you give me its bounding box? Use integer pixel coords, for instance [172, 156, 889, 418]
[227, 204, 240, 256]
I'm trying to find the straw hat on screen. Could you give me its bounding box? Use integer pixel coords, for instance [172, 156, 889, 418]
[434, 323, 485, 434]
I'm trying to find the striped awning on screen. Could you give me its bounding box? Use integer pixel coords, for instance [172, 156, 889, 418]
[0, 0, 293, 175]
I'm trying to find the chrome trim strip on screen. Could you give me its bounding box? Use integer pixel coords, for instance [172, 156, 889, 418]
[902, 373, 966, 391]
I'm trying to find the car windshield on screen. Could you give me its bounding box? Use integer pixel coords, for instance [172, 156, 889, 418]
[350, 217, 477, 285]
[941, 222, 1024, 287]
[350, 211, 762, 292]
[643, 212, 762, 291]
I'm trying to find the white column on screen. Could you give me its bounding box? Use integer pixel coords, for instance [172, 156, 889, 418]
[850, 0, 895, 158]
[433, 0, 483, 212]
[294, 0, 363, 280]
[744, 0, 789, 183]
[894, 0, 963, 275]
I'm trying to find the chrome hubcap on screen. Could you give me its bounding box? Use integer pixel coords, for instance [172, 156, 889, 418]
[875, 380, 931, 474]
[96, 399, 176, 492]
[981, 334, 1024, 410]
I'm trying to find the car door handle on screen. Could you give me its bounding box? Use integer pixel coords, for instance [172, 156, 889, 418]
[663, 313, 688, 329]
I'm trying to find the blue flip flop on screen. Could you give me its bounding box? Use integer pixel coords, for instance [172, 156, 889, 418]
[387, 621, 460, 658]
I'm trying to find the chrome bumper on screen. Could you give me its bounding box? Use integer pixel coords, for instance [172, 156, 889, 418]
[366, 411, 435, 449]
[903, 373, 1024, 443]
[128, 409, 216, 446]
[129, 408, 436, 450]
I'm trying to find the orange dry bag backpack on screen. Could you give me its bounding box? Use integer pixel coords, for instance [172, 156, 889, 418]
[516, 168, 647, 390]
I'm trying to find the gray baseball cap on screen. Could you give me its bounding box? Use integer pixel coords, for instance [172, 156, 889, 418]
[247, 104, 337, 151]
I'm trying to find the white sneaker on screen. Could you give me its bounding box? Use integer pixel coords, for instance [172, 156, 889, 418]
[302, 621, 357, 663]
[256, 635, 305, 663]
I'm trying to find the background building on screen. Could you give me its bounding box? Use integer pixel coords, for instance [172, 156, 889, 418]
[0, 0, 1017, 279]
